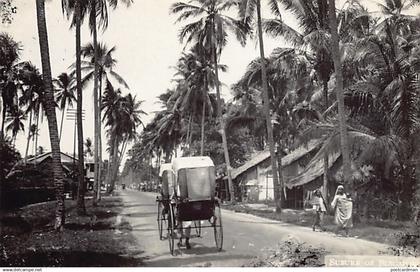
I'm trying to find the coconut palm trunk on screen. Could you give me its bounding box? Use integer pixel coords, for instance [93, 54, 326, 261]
[75, 0, 86, 215]
[187, 112, 194, 149]
[414, 141, 420, 223]
[108, 136, 119, 193]
[323, 80, 329, 200]
[35, 0, 66, 230]
[1, 108, 6, 140]
[200, 99, 206, 156]
[328, 0, 351, 188]
[24, 108, 33, 163]
[34, 110, 39, 156]
[256, 0, 282, 212]
[92, 0, 100, 205]
[211, 23, 234, 203]
[98, 72, 103, 200]
[59, 105, 65, 141]
[185, 113, 192, 150]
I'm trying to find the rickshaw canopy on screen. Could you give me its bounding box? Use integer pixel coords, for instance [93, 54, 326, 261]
[171, 156, 216, 201]
[159, 163, 173, 177]
[171, 156, 214, 173]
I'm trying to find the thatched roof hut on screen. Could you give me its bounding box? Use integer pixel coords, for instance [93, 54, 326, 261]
[229, 139, 323, 187]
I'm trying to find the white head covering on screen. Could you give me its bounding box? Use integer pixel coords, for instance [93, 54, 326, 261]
[335, 185, 344, 195]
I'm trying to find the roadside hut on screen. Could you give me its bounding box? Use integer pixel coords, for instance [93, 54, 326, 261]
[226, 139, 341, 209]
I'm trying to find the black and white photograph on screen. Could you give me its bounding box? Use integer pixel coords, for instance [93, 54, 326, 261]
[0, 0, 419, 269]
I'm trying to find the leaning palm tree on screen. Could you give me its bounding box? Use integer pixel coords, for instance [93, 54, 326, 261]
[170, 0, 250, 202]
[35, 0, 66, 230]
[54, 72, 76, 141]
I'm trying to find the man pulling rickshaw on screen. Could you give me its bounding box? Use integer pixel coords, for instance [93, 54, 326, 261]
[157, 156, 223, 255]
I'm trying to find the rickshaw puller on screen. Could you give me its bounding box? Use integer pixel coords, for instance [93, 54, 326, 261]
[177, 221, 191, 249]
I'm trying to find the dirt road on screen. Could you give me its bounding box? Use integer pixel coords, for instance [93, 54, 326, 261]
[118, 190, 388, 267]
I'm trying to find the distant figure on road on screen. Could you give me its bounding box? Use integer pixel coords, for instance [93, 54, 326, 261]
[331, 185, 353, 236]
[312, 189, 327, 231]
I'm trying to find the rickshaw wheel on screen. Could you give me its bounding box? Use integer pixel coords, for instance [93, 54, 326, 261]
[157, 201, 163, 240]
[194, 220, 202, 237]
[213, 202, 223, 251]
[168, 203, 176, 255]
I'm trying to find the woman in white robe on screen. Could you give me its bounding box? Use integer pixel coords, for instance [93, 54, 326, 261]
[331, 185, 353, 236]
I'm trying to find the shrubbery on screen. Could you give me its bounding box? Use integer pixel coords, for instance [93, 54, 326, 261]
[384, 226, 420, 257]
[246, 239, 327, 267]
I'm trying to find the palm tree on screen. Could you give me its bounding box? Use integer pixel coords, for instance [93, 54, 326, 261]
[102, 81, 146, 193]
[237, 0, 285, 212]
[62, 0, 86, 215]
[17, 62, 43, 162]
[35, 0, 66, 230]
[84, 137, 94, 157]
[0, 33, 21, 140]
[83, 0, 132, 203]
[138, 90, 184, 162]
[79, 41, 128, 200]
[170, 48, 221, 155]
[90, 0, 105, 205]
[53, 72, 76, 141]
[5, 107, 26, 145]
[341, 0, 420, 219]
[79, 42, 129, 91]
[264, 0, 340, 198]
[170, 0, 250, 202]
[29, 124, 39, 155]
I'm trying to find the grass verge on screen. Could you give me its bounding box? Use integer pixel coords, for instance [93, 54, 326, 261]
[1, 195, 144, 267]
[222, 203, 414, 247]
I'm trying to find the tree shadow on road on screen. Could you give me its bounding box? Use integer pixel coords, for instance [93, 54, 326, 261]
[234, 220, 290, 226]
[121, 203, 156, 209]
[144, 251, 253, 267]
[124, 212, 156, 218]
[2, 250, 146, 267]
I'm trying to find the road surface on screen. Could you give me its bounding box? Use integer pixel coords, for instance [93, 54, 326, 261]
[118, 189, 388, 267]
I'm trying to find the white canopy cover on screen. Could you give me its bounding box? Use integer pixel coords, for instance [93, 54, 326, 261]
[159, 163, 173, 177]
[171, 156, 214, 173]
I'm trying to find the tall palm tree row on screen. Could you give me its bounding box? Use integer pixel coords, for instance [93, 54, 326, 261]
[101, 80, 145, 193]
[169, 47, 221, 155]
[79, 41, 129, 200]
[170, 0, 251, 202]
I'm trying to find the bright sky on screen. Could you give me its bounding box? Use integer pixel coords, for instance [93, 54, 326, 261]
[1, 0, 418, 162]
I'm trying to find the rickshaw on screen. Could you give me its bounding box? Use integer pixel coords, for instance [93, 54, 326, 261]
[156, 163, 173, 240]
[167, 156, 223, 255]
